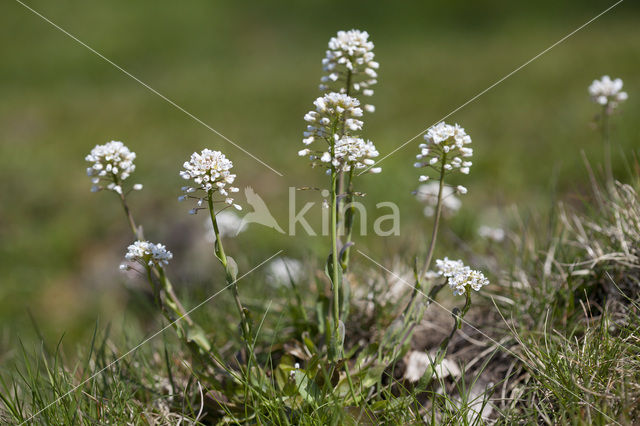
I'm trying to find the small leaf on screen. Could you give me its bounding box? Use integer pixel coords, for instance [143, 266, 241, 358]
[355, 343, 379, 370]
[324, 253, 343, 290]
[275, 355, 295, 393]
[337, 320, 345, 347]
[293, 370, 321, 407]
[186, 325, 211, 352]
[315, 296, 330, 334]
[361, 363, 386, 388]
[226, 256, 239, 281]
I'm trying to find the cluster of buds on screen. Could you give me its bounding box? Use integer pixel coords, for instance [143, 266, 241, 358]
[85, 141, 142, 194]
[435, 257, 489, 296]
[302, 93, 363, 145]
[320, 29, 378, 113]
[121, 240, 173, 270]
[179, 149, 241, 214]
[589, 75, 628, 114]
[414, 122, 473, 181]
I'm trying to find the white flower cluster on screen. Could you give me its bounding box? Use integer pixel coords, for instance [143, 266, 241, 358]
[414, 122, 473, 180]
[179, 149, 241, 213]
[122, 240, 173, 269]
[300, 93, 381, 173]
[588, 75, 628, 113]
[302, 136, 381, 173]
[86, 141, 141, 194]
[320, 29, 379, 113]
[415, 182, 464, 217]
[333, 137, 381, 173]
[435, 257, 489, 296]
[302, 93, 363, 144]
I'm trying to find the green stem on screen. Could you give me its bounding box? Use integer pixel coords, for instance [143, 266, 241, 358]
[330, 168, 342, 358]
[158, 268, 194, 327]
[434, 288, 472, 365]
[420, 157, 447, 280]
[602, 104, 613, 185]
[345, 70, 352, 97]
[380, 157, 448, 363]
[341, 169, 355, 271]
[114, 176, 142, 240]
[115, 180, 210, 354]
[207, 192, 253, 355]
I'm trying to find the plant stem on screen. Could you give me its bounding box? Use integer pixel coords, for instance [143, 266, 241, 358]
[330, 168, 342, 358]
[602, 104, 613, 185]
[345, 70, 352, 97]
[419, 157, 447, 280]
[386, 156, 447, 361]
[207, 192, 253, 354]
[114, 176, 142, 240]
[115, 182, 208, 352]
[341, 169, 355, 271]
[434, 288, 472, 364]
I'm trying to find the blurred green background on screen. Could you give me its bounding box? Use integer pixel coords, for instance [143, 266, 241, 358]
[1, 0, 638, 349]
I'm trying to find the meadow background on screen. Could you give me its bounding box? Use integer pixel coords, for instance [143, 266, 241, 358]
[1, 0, 639, 355]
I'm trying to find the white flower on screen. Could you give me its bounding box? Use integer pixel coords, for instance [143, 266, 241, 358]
[478, 225, 505, 242]
[303, 93, 363, 145]
[179, 149, 241, 211]
[589, 75, 628, 113]
[415, 182, 461, 217]
[435, 257, 465, 278]
[436, 257, 489, 296]
[302, 93, 379, 173]
[85, 141, 140, 193]
[124, 240, 173, 268]
[331, 136, 381, 172]
[265, 257, 304, 285]
[320, 29, 379, 110]
[414, 122, 473, 179]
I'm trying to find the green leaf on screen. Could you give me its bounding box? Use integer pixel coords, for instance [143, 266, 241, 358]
[324, 253, 343, 290]
[186, 325, 211, 352]
[340, 274, 351, 319]
[302, 332, 318, 355]
[226, 256, 238, 281]
[354, 343, 379, 370]
[293, 370, 321, 407]
[361, 363, 386, 388]
[275, 355, 294, 392]
[315, 295, 330, 334]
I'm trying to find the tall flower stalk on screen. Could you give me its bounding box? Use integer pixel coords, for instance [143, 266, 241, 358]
[386, 122, 474, 360]
[414, 122, 473, 280]
[319, 29, 380, 273]
[86, 141, 211, 355]
[589, 75, 628, 184]
[300, 92, 383, 359]
[299, 30, 383, 358]
[178, 149, 254, 361]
